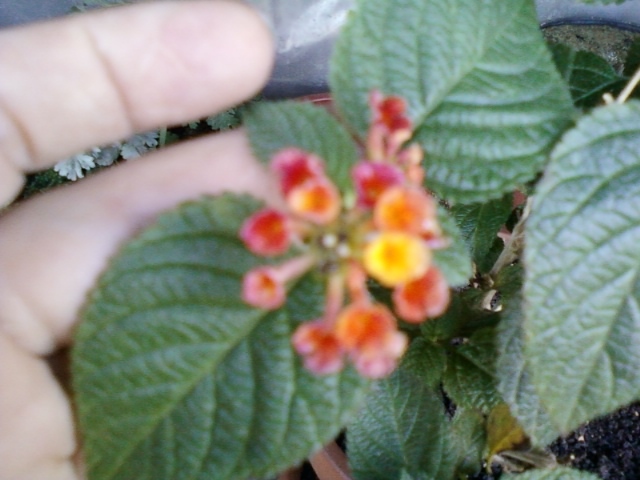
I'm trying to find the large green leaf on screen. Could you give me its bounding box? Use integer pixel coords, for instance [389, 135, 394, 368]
[73, 194, 369, 480]
[244, 101, 358, 191]
[495, 275, 558, 447]
[503, 467, 601, 480]
[433, 206, 474, 287]
[330, 0, 573, 203]
[347, 368, 458, 480]
[549, 43, 625, 109]
[524, 101, 640, 432]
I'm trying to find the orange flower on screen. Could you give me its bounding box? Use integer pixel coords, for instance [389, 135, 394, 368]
[335, 302, 397, 352]
[363, 232, 431, 286]
[240, 208, 291, 256]
[334, 302, 407, 378]
[374, 186, 437, 235]
[351, 331, 407, 379]
[352, 161, 404, 208]
[239, 91, 454, 380]
[271, 148, 325, 196]
[287, 177, 341, 225]
[292, 320, 344, 375]
[393, 267, 450, 323]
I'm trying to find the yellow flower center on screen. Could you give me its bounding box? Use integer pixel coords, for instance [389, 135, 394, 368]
[362, 232, 431, 286]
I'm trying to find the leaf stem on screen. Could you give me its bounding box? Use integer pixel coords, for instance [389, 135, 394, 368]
[158, 126, 168, 148]
[489, 197, 531, 279]
[617, 65, 640, 104]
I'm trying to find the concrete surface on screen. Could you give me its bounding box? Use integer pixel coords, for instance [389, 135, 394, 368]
[0, 0, 75, 28]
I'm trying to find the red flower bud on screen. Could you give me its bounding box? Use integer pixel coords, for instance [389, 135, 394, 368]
[240, 209, 291, 256]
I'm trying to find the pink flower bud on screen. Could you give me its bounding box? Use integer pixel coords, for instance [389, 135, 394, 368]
[242, 266, 286, 310]
[240, 209, 291, 256]
[352, 161, 404, 208]
[271, 148, 325, 196]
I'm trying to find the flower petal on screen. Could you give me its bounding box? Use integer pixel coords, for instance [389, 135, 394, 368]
[240, 208, 291, 256]
[271, 147, 325, 196]
[362, 232, 431, 286]
[287, 177, 341, 225]
[393, 267, 450, 323]
[292, 320, 344, 375]
[241, 266, 286, 310]
[374, 186, 437, 235]
[352, 161, 404, 208]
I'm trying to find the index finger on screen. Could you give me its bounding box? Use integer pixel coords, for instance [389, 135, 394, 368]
[0, 0, 274, 201]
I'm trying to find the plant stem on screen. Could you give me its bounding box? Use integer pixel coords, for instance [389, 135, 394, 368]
[158, 126, 168, 148]
[489, 197, 532, 279]
[617, 65, 640, 104]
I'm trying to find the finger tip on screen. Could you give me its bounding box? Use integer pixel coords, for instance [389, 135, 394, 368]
[135, 1, 276, 121]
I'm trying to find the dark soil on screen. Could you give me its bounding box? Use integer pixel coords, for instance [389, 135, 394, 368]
[549, 402, 640, 480]
[467, 402, 640, 480]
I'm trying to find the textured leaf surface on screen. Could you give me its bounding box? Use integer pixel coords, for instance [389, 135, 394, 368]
[496, 293, 559, 447]
[503, 467, 601, 480]
[244, 101, 358, 191]
[400, 337, 446, 389]
[450, 408, 486, 476]
[452, 195, 513, 272]
[496, 284, 559, 447]
[524, 101, 640, 432]
[442, 327, 501, 413]
[549, 43, 625, 108]
[73, 195, 369, 480]
[433, 206, 474, 287]
[330, 0, 573, 203]
[348, 368, 458, 480]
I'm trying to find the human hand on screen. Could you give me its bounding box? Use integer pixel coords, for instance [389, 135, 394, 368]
[0, 2, 274, 478]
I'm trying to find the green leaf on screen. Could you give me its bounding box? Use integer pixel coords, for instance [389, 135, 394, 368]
[244, 101, 359, 191]
[347, 368, 458, 480]
[524, 101, 640, 432]
[433, 206, 474, 287]
[495, 292, 559, 446]
[549, 43, 625, 108]
[400, 336, 446, 389]
[450, 408, 486, 476]
[330, 0, 573, 203]
[503, 467, 601, 480]
[442, 327, 502, 413]
[73, 194, 369, 480]
[421, 290, 500, 342]
[452, 194, 513, 272]
[206, 108, 241, 131]
[624, 38, 640, 77]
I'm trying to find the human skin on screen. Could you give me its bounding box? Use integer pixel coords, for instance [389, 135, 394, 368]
[0, 2, 275, 478]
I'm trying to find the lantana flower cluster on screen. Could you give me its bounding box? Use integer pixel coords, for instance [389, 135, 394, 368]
[240, 91, 450, 378]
